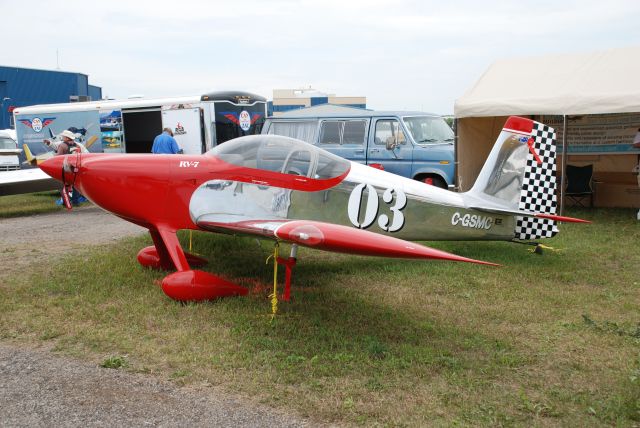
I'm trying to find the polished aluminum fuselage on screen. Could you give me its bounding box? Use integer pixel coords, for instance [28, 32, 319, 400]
[189, 162, 515, 242]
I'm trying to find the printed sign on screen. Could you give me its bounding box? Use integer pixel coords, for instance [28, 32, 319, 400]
[537, 113, 640, 154]
[100, 110, 124, 153]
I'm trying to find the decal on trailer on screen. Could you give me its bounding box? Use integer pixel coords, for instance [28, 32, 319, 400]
[174, 122, 187, 135]
[239, 110, 251, 131]
[19, 117, 56, 133]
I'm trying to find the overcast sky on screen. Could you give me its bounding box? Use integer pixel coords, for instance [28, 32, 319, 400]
[2, 0, 639, 113]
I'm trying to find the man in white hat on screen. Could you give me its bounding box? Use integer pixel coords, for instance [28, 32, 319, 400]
[55, 129, 81, 155]
[54, 129, 87, 206]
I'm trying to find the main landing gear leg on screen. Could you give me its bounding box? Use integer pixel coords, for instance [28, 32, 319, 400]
[138, 229, 209, 270]
[137, 228, 247, 301]
[276, 244, 298, 302]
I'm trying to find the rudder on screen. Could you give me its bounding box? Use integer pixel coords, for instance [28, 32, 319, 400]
[514, 121, 558, 240]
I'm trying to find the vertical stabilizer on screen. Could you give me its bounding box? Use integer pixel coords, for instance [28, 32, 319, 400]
[468, 116, 559, 240]
[22, 144, 35, 164]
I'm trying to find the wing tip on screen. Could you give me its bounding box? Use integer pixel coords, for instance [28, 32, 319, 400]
[439, 253, 500, 267]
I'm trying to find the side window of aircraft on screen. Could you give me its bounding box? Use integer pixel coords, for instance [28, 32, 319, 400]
[319, 121, 342, 145]
[374, 120, 401, 146]
[342, 120, 367, 145]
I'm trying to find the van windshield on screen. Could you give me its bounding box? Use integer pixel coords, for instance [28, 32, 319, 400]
[0, 137, 16, 150]
[402, 116, 454, 145]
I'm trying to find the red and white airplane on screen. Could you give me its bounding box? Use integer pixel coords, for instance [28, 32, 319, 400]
[40, 116, 587, 302]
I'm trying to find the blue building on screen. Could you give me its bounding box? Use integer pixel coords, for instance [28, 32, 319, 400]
[268, 88, 366, 116]
[0, 66, 102, 129]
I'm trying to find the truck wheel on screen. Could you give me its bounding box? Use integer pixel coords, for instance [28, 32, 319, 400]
[417, 175, 447, 189]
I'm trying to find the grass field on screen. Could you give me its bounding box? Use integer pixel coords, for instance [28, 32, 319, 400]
[1, 208, 639, 426]
[0, 191, 63, 218]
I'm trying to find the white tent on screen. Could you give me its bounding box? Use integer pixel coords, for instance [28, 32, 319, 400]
[456, 46, 640, 118]
[454, 46, 640, 208]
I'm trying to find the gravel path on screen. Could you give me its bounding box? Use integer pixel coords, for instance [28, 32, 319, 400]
[0, 206, 314, 427]
[0, 344, 310, 427]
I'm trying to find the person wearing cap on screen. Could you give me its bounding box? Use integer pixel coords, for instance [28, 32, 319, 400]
[55, 129, 86, 206]
[151, 128, 181, 154]
[56, 129, 82, 155]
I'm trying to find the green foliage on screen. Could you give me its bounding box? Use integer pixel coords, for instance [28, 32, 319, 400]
[100, 355, 128, 369]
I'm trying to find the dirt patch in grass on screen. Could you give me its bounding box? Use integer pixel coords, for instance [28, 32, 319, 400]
[0, 205, 144, 281]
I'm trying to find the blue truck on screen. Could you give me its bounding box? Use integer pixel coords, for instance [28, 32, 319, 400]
[262, 105, 455, 188]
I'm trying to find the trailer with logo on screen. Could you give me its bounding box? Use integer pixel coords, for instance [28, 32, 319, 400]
[12, 91, 267, 161]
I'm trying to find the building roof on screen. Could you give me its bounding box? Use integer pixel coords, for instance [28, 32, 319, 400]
[454, 45, 640, 118]
[0, 65, 88, 78]
[276, 104, 438, 118]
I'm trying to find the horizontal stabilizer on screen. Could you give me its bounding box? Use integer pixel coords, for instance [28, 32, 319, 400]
[469, 206, 590, 224]
[535, 213, 591, 224]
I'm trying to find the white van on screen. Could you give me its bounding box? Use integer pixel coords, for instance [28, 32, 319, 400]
[0, 129, 21, 171]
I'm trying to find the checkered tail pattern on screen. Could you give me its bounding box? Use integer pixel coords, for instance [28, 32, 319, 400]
[514, 122, 559, 240]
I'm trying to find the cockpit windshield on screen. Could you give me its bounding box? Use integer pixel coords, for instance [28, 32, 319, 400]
[402, 116, 454, 145]
[206, 135, 350, 179]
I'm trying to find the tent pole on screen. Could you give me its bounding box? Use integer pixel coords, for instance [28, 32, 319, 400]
[453, 117, 459, 191]
[560, 115, 568, 214]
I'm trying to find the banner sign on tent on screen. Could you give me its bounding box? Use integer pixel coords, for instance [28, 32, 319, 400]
[538, 113, 640, 155]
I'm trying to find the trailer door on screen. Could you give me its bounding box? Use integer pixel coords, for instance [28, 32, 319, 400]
[121, 108, 162, 153]
[161, 108, 204, 154]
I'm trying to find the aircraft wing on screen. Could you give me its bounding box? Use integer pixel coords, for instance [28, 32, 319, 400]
[196, 215, 497, 266]
[0, 168, 58, 196]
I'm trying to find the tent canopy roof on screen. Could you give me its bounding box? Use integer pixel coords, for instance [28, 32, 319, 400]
[454, 46, 640, 118]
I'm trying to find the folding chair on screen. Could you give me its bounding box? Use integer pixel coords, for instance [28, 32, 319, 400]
[565, 164, 594, 207]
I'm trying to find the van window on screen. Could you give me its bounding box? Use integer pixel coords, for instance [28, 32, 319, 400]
[342, 120, 367, 145]
[374, 120, 401, 146]
[403, 116, 454, 144]
[319, 121, 342, 145]
[319, 120, 367, 145]
[268, 121, 316, 143]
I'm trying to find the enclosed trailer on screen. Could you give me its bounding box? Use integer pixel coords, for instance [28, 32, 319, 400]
[13, 91, 266, 160]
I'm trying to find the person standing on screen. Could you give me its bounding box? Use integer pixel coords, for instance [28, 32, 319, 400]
[151, 128, 181, 154]
[55, 129, 86, 206]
